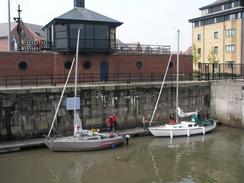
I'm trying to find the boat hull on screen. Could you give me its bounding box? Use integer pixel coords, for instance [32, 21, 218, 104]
[149, 122, 217, 137]
[45, 135, 125, 152]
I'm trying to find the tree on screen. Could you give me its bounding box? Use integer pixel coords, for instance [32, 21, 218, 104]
[207, 47, 218, 64]
[192, 44, 201, 71]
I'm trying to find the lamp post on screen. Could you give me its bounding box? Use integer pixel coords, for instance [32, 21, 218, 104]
[8, 0, 11, 51]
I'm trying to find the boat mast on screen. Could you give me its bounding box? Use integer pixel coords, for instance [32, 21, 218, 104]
[73, 27, 81, 135]
[176, 30, 180, 123]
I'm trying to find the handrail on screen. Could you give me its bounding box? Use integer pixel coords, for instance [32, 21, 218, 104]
[0, 65, 243, 88]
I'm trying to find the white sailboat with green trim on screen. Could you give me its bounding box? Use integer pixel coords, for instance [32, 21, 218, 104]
[148, 30, 216, 138]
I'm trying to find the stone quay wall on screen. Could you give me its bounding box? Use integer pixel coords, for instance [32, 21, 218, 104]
[0, 81, 210, 141]
[210, 80, 244, 128]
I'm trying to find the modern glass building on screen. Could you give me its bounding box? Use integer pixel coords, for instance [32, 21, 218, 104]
[42, 0, 122, 53]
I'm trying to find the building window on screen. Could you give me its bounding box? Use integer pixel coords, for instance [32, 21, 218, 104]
[197, 48, 201, 55]
[197, 34, 201, 41]
[54, 24, 68, 49]
[214, 32, 219, 39]
[214, 46, 218, 54]
[201, 9, 208, 15]
[234, 1, 240, 7]
[230, 14, 235, 20]
[94, 25, 109, 49]
[110, 28, 116, 49]
[226, 44, 235, 52]
[224, 3, 231, 10]
[226, 29, 235, 37]
[69, 24, 85, 49]
[216, 16, 224, 23]
[204, 18, 215, 25]
[226, 61, 235, 68]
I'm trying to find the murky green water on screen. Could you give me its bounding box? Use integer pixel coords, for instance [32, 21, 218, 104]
[0, 126, 244, 183]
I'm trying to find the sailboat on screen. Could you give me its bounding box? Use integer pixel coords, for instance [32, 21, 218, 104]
[45, 27, 125, 151]
[148, 30, 216, 138]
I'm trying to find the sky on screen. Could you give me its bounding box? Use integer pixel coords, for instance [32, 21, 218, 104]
[0, 0, 214, 51]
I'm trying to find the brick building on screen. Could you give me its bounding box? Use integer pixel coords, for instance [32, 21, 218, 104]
[0, 0, 192, 85]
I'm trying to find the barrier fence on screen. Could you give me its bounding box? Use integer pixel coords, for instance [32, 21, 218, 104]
[1, 63, 244, 88]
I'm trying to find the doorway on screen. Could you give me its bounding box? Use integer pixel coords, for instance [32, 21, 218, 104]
[100, 61, 109, 81]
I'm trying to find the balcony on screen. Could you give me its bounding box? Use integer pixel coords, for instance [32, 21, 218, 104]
[16, 40, 53, 52]
[14, 41, 170, 55]
[115, 43, 170, 54]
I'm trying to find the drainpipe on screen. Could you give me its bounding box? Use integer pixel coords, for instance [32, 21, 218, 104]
[240, 19, 243, 76]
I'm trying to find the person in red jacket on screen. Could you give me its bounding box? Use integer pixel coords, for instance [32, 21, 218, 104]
[169, 112, 175, 125]
[111, 114, 118, 131]
[107, 115, 113, 132]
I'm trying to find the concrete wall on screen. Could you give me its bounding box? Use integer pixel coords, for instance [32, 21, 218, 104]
[0, 81, 210, 141]
[210, 80, 244, 128]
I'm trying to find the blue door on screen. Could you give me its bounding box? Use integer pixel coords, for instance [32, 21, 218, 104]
[100, 61, 109, 81]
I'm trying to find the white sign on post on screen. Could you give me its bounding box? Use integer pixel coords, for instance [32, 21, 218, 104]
[66, 97, 80, 110]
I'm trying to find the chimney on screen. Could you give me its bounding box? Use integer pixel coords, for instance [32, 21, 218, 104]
[74, 0, 85, 8]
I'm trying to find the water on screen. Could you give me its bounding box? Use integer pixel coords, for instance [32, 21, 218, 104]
[0, 126, 244, 183]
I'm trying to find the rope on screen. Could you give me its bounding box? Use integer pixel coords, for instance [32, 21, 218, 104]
[149, 53, 173, 126]
[47, 56, 76, 138]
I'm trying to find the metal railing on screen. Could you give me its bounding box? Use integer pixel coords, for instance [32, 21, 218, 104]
[197, 63, 244, 81]
[14, 41, 170, 54]
[1, 64, 244, 88]
[16, 40, 53, 52]
[115, 43, 171, 54]
[0, 73, 193, 88]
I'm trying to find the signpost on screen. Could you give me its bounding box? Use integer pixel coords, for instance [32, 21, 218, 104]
[66, 97, 80, 110]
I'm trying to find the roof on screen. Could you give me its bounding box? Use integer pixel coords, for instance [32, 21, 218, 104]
[184, 47, 192, 55]
[43, 7, 123, 29]
[11, 20, 44, 42]
[0, 22, 44, 38]
[189, 6, 243, 22]
[199, 0, 235, 10]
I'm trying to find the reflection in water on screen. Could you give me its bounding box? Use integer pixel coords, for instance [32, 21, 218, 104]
[148, 148, 163, 183]
[0, 126, 244, 183]
[148, 134, 214, 183]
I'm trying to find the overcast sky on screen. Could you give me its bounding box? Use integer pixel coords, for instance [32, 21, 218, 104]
[0, 0, 214, 51]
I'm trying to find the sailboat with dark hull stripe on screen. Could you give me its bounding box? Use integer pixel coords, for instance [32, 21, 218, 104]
[45, 27, 125, 152]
